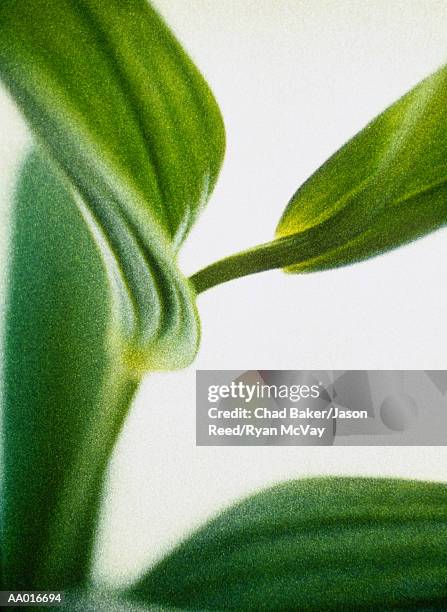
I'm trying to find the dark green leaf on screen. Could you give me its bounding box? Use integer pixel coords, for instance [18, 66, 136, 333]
[128, 477, 447, 610]
[0, 0, 225, 370]
[1, 151, 137, 589]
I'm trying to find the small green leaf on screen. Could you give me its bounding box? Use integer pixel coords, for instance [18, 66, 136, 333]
[190, 64, 447, 293]
[276, 63, 447, 272]
[0, 0, 225, 371]
[128, 477, 447, 610]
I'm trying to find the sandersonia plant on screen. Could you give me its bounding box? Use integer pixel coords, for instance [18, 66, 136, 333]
[0, 1, 447, 609]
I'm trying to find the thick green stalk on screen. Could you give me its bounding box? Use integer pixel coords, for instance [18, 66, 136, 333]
[0, 152, 140, 590]
[36, 369, 140, 588]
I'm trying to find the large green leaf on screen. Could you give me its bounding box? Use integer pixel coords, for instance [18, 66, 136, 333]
[0, 0, 224, 592]
[190, 64, 447, 293]
[128, 477, 447, 610]
[1, 150, 138, 590]
[0, 0, 225, 370]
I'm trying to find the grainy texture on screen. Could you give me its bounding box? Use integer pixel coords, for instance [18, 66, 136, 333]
[2, 151, 137, 589]
[277, 63, 447, 272]
[191, 63, 447, 292]
[0, 0, 225, 370]
[0, 0, 224, 592]
[129, 477, 447, 610]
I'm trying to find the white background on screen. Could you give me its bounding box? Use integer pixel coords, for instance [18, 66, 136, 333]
[1, 0, 447, 588]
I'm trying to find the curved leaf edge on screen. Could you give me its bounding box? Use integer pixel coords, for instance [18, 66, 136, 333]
[126, 476, 447, 611]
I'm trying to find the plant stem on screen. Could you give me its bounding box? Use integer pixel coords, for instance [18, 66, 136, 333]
[189, 235, 301, 294]
[189, 203, 373, 294]
[37, 365, 140, 589]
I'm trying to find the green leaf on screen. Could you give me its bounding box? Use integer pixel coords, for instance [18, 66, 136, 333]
[0, 0, 225, 371]
[1, 150, 138, 590]
[128, 477, 447, 610]
[276, 63, 447, 273]
[190, 64, 447, 293]
[0, 0, 224, 590]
